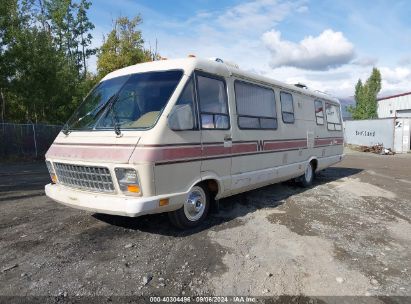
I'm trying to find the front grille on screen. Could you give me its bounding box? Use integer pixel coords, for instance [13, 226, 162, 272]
[54, 162, 115, 193]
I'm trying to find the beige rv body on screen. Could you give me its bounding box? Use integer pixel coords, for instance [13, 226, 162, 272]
[45, 58, 344, 217]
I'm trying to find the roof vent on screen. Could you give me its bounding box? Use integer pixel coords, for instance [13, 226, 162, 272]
[294, 83, 308, 89]
[209, 57, 239, 69]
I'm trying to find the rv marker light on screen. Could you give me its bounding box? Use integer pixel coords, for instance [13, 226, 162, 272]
[159, 199, 169, 207]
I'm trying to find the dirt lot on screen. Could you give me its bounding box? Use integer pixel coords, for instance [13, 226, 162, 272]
[0, 150, 410, 302]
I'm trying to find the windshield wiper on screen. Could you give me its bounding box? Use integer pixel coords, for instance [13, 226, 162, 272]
[107, 100, 122, 136]
[62, 123, 70, 135]
[62, 94, 119, 135]
[91, 93, 118, 118]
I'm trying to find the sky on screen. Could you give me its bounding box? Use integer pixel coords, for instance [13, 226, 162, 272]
[87, 0, 411, 98]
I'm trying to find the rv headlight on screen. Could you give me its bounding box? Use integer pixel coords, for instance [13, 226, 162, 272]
[115, 168, 141, 195]
[46, 160, 58, 184]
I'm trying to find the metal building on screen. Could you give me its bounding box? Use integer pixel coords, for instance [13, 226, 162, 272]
[344, 118, 411, 153]
[377, 91, 411, 118]
[343, 91, 411, 153]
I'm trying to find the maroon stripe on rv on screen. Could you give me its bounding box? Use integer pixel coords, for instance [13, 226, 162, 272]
[232, 142, 259, 154]
[203, 145, 231, 156]
[47, 137, 344, 163]
[314, 137, 344, 146]
[131, 146, 202, 162]
[264, 140, 307, 151]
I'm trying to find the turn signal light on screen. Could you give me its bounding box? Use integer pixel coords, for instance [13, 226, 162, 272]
[51, 173, 58, 184]
[127, 185, 140, 193]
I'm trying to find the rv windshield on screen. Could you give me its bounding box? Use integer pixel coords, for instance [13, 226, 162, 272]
[65, 70, 183, 131]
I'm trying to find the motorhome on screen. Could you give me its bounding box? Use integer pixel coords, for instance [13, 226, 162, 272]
[45, 57, 344, 228]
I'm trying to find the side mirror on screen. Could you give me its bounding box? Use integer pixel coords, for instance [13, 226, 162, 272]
[167, 104, 194, 131]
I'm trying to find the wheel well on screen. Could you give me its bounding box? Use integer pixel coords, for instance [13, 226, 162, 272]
[310, 159, 318, 172]
[200, 179, 219, 199]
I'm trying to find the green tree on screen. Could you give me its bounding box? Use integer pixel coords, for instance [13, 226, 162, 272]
[44, 0, 96, 76]
[0, 0, 98, 124]
[8, 26, 78, 123]
[74, 0, 96, 76]
[0, 0, 28, 122]
[364, 68, 381, 118]
[351, 79, 366, 119]
[349, 68, 382, 119]
[97, 16, 152, 79]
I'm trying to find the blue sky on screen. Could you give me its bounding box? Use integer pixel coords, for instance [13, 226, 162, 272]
[87, 0, 411, 97]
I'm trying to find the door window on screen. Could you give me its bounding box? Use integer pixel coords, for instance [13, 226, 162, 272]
[170, 77, 198, 129]
[196, 74, 230, 130]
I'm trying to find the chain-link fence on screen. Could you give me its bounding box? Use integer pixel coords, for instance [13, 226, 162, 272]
[0, 123, 62, 159]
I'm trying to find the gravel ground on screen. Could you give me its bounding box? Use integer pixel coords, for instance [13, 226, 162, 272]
[0, 151, 410, 303]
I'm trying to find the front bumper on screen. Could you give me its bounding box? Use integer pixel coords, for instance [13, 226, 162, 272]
[45, 183, 185, 217]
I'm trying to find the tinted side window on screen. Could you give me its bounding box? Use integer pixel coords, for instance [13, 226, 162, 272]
[197, 74, 229, 129]
[314, 100, 324, 125]
[235, 81, 277, 129]
[280, 92, 295, 124]
[325, 103, 342, 130]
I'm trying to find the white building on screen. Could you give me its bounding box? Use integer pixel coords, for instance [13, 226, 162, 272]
[377, 91, 411, 118]
[344, 91, 411, 153]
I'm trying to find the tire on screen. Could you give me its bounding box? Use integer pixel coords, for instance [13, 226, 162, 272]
[299, 161, 315, 187]
[168, 184, 210, 229]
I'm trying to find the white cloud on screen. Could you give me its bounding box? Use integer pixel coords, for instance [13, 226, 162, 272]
[398, 55, 411, 66]
[89, 0, 411, 98]
[259, 64, 411, 98]
[262, 29, 355, 70]
[216, 0, 304, 33]
[141, 1, 308, 74]
[377, 67, 411, 97]
[380, 67, 411, 84]
[352, 56, 378, 67]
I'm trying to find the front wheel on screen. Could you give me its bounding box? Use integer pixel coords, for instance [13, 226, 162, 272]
[298, 162, 315, 187]
[168, 184, 210, 229]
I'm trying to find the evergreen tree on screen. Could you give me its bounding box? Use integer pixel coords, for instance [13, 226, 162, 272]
[97, 16, 152, 79]
[350, 79, 365, 119]
[349, 68, 382, 119]
[364, 68, 381, 118]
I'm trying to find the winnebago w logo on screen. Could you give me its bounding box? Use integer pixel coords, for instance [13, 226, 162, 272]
[257, 140, 264, 151]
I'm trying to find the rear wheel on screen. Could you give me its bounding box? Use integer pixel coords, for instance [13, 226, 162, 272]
[168, 184, 210, 229]
[299, 161, 315, 187]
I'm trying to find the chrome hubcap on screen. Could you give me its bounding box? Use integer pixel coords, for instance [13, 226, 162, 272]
[305, 164, 313, 182]
[184, 186, 206, 221]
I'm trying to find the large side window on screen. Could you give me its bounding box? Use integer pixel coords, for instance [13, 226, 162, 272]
[234, 81, 277, 129]
[280, 91, 295, 124]
[325, 103, 342, 130]
[314, 100, 324, 125]
[197, 73, 229, 130]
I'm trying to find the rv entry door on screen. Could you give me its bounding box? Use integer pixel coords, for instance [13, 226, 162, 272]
[195, 71, 232, 195]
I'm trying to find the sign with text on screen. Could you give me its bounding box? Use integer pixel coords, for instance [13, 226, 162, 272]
[344, 119, 394, 148]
